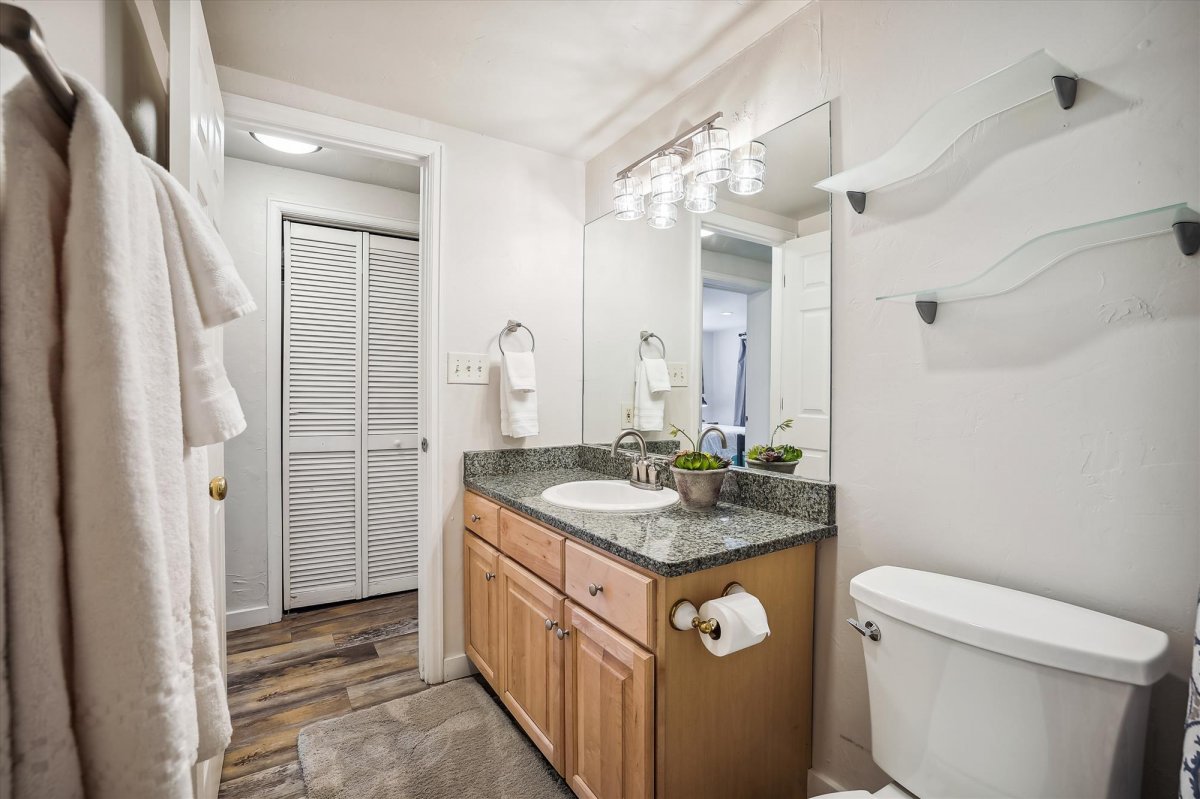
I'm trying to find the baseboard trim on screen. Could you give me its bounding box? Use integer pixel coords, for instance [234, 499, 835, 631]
[808, 768, 850, 796]
[227, 605, 274, 632]
[442, 653, 475, 682]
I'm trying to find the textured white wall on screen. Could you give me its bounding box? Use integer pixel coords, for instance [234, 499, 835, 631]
[587, 2, 1199, 795]
[220, 157, 421, 622]
[215, 68, 584, 663]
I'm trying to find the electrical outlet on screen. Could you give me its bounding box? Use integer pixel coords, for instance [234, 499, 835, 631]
[620, 404, 634, 428]
[447, 352, 489, 384]
[668, 362, 689, 387]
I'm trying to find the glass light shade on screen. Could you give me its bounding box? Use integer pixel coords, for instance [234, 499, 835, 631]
[649, 153, 685, 203]
[690, 127, 731, 184]
[647, 201, 677, 229]
[729, 140, 766, 195]
[684, 179, 716, 213]
[613, 175, 645, 220]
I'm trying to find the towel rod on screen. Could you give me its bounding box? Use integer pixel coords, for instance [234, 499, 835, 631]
[498, 319, 535, 354]
[0, 3, 76, 124]
[638, 331, 666, 361]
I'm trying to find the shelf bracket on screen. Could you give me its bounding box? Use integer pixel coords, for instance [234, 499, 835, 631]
[915, 300, 938, 325]
[1051, 76, 1077, 110]
[847, 191, 867, 214]
[1174, 221, 1200, 256]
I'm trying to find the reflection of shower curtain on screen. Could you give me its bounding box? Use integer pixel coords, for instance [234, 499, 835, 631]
[733, 333, 747, 426]
[1182, 595, 1199, 797]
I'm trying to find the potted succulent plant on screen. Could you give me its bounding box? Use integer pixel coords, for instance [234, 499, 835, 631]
[747, 419, 803, 474]
[668, 425, 731, 510]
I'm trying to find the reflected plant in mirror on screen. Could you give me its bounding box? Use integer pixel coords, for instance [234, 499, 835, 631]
[583, 103, 832, 482]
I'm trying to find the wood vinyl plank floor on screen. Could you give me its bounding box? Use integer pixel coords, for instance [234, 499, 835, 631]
[218, 591, 425, 799]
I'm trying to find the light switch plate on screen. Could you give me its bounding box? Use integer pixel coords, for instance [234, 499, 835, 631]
[620, 404, 634, 428]
[447, 352, 489, 384]
[668, 362, 689, 387]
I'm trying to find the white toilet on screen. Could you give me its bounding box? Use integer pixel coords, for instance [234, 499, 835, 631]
[818, 566, 1170, 799]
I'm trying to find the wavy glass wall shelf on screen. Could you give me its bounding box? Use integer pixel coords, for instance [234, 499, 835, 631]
[878, 204, 1200, 324]
[817, 50, 1077, 213]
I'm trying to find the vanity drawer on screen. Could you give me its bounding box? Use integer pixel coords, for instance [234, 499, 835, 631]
[464, 491, 500, 547]
[500, 510, 564, 589]
[565, 541, 654, 649]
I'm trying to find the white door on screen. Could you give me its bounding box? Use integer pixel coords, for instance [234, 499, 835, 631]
[778, 231, 831, 481]
[283, 224, 421, 608]
[168, 2, 226, 798]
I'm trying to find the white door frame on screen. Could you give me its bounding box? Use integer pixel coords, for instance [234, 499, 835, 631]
[223, 93, 446, 684]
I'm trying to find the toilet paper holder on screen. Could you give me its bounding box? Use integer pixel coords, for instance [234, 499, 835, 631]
[669, 582, 745, 639]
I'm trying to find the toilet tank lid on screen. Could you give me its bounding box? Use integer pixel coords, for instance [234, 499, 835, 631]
[850, 566, 1169, 686]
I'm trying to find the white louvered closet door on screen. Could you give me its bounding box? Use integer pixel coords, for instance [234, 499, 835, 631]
[284, 222, 364, 609]
[364, 234, 421, 596]
[283, 223, 421, 610]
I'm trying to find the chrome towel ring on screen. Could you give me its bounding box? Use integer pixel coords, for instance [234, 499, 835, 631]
[638, 331, 666, 361]
[498, 319, 535, 354]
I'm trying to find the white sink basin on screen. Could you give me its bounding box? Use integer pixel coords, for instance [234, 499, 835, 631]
[541, 480, 678, 513]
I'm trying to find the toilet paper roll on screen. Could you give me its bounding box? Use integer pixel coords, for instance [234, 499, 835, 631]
[696, 591, 770, 657]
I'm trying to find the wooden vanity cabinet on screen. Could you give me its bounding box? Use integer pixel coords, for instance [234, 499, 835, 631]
[463, 532, 501, 688]
[499, 556, 566, 772]
[564, 603, 654, 799]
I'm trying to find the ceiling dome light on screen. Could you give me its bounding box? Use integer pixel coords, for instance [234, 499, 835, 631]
[647, 201, 677, 230]
[649, 152, 684, 204]
[728, 140, 765, 195]
[684, 179, 716, 214]
[613, 175, 645, 221]
[250, 131, 323, 155]
[690, 126, 731, 184]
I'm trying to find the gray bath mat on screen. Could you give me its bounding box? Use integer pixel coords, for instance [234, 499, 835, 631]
[297, 678, 572, 799]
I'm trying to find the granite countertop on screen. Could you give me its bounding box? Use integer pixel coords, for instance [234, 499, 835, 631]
[465, 467, 837, 577]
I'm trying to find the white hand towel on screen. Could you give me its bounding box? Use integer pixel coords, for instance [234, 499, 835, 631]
[144, 158, 254, 448]
[632, 361, 665, 432]
[500, 359, 539, 438]
[642, 358, 672, 393]
[503, 351, 537, 392]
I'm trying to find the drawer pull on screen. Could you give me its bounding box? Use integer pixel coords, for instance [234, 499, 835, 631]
[470, 514, 481, 523]
[588, 583, 604, 596]
[555, 627, 570, 640]
[484, 571, 495, 581]
[545, 618, 559, 631]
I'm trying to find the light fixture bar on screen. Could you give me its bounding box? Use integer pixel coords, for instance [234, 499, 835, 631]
[616, 111, 724, 179]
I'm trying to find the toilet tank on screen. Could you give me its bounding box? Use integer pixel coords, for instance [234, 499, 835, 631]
[849, 566, 1169, 799]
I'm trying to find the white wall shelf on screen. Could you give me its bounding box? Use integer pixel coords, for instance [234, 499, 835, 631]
[877, 203, 1200, 324]
[816, 50, 1078, 213]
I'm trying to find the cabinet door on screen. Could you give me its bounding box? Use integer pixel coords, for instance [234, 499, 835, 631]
[464, 532, 500, 688]
[565, 603, 654, 799]
[500, 556, 565, 773]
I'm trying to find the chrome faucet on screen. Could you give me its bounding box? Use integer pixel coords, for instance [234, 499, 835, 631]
[611, 429, 661, 491]
[697, 425, 727, 453]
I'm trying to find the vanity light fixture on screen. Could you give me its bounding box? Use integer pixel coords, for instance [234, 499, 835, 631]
[250, 131, 322, 155]
[684, 178, 716, 214]
[690, 125, 731, 184]
[647, 201, 678, 230]
[729, 140, 766, 195]
[649, 152, 685, 204]
[612, 174, 645, 221]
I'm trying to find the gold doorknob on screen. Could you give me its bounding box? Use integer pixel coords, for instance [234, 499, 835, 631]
[209, 476, 228, 501]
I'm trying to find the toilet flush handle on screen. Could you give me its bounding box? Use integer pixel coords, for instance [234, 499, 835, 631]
[847, 618, 881, 642]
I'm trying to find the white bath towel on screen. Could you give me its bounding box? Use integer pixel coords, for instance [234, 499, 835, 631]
[145, 161, 242, 759]
[642, 357, 671, 393]
[500, 359, 539, 438]
[503, 350, 537, 393]
[1, 74, 242, 799]
[632, 361, 669, 431]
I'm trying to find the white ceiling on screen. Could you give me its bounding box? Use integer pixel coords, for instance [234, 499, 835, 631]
[702, 232, 773, 264]
[224, 124, 422, 193]
[702, 287, 747, 332]
[202, 0, 809, 160]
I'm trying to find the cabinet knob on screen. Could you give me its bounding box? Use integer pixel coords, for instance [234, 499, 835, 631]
[209, 476, 227, 501]
[470, 514, 481, 523]
[484, 571, 495, 581]
[556, 627, 570, 640]
[545, 618, 559, 631]
[588, 583, 603, 596]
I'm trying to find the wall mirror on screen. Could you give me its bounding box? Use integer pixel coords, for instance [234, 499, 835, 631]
[583, 103, 832, 481]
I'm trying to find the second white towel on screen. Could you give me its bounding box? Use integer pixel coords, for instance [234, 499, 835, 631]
[633, 359, 671, 432]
